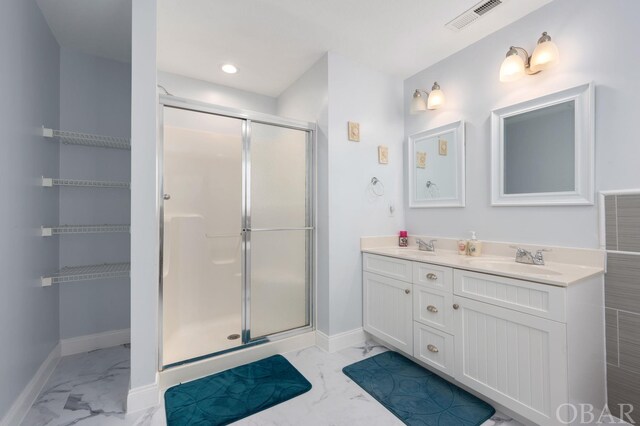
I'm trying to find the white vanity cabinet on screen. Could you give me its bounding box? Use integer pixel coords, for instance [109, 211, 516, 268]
[362, 255, 414, 354]
[362, 252, 605, 426]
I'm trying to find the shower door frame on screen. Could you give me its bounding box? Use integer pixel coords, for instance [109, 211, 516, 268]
[158, 95, 316, 370]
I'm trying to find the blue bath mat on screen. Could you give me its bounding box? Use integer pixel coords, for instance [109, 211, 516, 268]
[164, 354, 311, 426]
[343, 351, 495, 426]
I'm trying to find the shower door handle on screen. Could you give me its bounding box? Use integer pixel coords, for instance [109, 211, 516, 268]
[246, 227, 314, 232]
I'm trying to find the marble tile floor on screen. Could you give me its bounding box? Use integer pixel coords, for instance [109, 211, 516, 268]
[22, 341, 523, 426]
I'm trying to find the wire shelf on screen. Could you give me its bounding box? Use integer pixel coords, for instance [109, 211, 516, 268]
[41, 224, 130, 236]
[43, 127, 131, 150]
[42, 177, 131, 189]
[41, 262, 130, 286]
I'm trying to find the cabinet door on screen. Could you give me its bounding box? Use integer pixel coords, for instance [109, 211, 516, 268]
[363, 272, 413, 355]
[453, 296, 568, 426]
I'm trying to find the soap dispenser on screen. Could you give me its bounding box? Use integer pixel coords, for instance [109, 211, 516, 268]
[467, 231, 482, 257]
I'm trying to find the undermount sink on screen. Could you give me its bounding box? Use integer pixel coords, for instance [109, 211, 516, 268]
[462, 258, 562, 276]
[380, 248, 436, 257]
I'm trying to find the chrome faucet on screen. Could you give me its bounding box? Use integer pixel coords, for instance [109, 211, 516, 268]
[511, 246, 551, 265]
[416, 239, 437, 252]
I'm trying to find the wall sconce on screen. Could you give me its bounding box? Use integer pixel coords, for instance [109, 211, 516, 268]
[410, 82, 445, 114]
[499, 32, 559, 82]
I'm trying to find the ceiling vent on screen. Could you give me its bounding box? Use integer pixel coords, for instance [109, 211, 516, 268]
[446, 0, 505, 32]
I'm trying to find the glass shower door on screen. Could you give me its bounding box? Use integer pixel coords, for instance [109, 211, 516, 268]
[247, 122, 312, 339]
[162, 107, 244, 366]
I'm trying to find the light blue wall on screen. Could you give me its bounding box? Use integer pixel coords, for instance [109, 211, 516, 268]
[159, 71, 278, 114]
[58, 49, 131, 339]
[326, 53, 405, 334]
[404, 0, 640, 248]
[278, 53, 405, 335]
[130, 0, 159, 394]
[0, 0, 60, 418]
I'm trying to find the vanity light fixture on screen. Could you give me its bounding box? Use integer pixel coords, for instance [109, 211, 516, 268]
[410, 82, 445, 114]
[221, 63, 238, 74]
[499, 32, 559, 82]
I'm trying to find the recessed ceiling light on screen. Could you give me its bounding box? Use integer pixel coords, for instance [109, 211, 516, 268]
[221, 64, 238, 74]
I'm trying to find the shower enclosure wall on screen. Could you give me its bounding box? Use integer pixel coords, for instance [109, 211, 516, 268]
[159, 97, 315, 368]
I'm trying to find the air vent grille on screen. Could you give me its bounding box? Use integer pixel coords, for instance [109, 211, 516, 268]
[446, 0, 506, 32]
[474, 0, 502, 16]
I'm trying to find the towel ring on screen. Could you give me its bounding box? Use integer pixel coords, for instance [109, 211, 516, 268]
[425, 180, 440, 198]
[370, 177, 385, 197]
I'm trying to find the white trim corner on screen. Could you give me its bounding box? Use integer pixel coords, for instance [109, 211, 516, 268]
[60, 328, 130, 356]
[126, 376, 160, 414]
[0, 343, 60, 426]
[315, 328, 367, 353]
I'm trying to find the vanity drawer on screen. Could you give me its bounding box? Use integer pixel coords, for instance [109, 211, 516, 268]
[413, 322, 454, 376]
[413, 262, 453, 292]
[453, 269, 566, 322]
[413, 286, 453, 333]
[363, 253, 412, 283]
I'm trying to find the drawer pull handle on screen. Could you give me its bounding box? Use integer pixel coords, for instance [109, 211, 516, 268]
[405, 289, 411, 294]
[426, 305, 438, 313]
[453, 303, 460, 310]
[427, 344, 439, 353]
[426, 273, 438, 281]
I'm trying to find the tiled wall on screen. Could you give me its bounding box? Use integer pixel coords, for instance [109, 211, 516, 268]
[604, 194, 640, 422]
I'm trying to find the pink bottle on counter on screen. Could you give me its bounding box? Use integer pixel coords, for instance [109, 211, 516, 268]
[399, 231, 408, 247]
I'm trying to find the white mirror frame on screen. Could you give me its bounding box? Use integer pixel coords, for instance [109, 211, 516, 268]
[408, 120, 465, 208]
[491, 83, 595, 206]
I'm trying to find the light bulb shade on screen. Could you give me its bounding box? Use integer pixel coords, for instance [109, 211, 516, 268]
[410, 91, 427, 114]
[427, 89, 445, 110]
[499, 53, 526, 82]
[530, 40, 559, 73]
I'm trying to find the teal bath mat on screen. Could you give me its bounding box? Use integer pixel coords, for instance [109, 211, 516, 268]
[164, 354, 311, 426]
[343, 351, 495, 426]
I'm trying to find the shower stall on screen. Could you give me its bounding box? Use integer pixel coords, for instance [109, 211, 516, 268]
[159, 97, 315, 368]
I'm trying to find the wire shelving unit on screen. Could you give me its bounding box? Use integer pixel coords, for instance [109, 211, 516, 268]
[41, 262, 130, 286]
[41, 177, 130, 189]
[40, 125, 131, 286]
[41, 224, 130, 237]
[42, 127, 131, 150]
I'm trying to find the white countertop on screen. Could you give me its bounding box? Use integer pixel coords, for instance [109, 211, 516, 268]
[361, 236, 605, 287]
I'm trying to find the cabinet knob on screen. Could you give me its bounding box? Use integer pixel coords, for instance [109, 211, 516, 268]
[426, 305, 438, 313]
[426, 273, 438, 281]
[405, 289, 411, 294]
[453, 303, 460, 310]
[163, 193, 171, 200]
[427, 344, 439, 353]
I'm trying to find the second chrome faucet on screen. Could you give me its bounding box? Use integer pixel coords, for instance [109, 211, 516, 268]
[511, 245, 551, 265]
[416, 238, 437, 252]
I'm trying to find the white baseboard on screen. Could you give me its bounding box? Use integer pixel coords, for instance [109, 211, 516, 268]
[0, 343, 60, 426]
[61, 328, 130, 356]
[126, 375, 160, 413]
[316, 328, 367, 353]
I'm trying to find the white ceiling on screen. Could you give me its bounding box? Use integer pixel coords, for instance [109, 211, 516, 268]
[37, 0, 554, 97]
[37, 0, 131, 63]
[158, 0, 553, 97]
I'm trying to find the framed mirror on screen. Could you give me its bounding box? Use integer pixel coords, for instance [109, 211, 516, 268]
[408, 121, 465, 208]
[491, 83, 594, 206]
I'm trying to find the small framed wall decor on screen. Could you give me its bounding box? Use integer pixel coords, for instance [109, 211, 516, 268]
[416, 151, 427, 168]
[438, 139, 448, 156]
[348, 121, 360, 142]
[378, 145, 388, 164]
